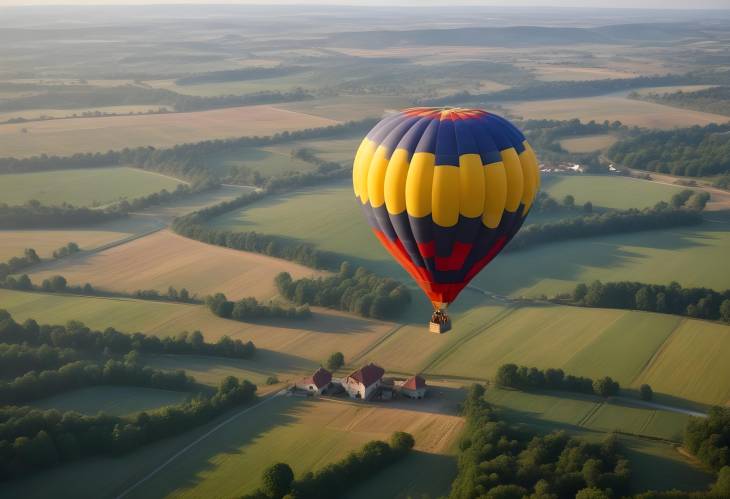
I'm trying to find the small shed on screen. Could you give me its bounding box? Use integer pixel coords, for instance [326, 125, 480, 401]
[398, 375, 427, 399]
[295, 367, 333, 395]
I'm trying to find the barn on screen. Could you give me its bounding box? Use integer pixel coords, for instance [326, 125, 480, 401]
[397, 375, 427, 399]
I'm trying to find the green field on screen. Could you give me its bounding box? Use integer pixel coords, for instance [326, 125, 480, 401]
[540, 175, 686, 210]
[483, 388, 714, 493]
[0, 167, 182, 206]
[558, 133, 618, 153]
[207, 146, 315, 178]
[30, 386, 190, 416]
[207, 180, 730, 300]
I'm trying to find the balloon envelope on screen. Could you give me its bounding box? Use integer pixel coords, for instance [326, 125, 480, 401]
[352, 107, 539, 308]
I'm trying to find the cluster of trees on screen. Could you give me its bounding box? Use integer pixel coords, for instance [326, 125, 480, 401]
[275, 263, 411, 320]
[608, 123, 730, 177]
[0, 310, 256, 360]
[495, 364, 620, 398]
[176, 66, 307, 85]
[133, 286, 195, 303]
[0, 248, 40, 278]
[532, 191, 595, 216]
[714, 174, 730, 190]
[0, 343, 80, 378]
[450, 384, 630, 499]
[568, 281, 730, 323]
[684, 407, 730, 472]
[326, 352, 344, 371]
[242, 432, 415, 499]
[0, 375, 257, 480]
[51, 242, 79, 259]
[0, 356, 193, 405]
[205, 293, 311, 321]
[509, 198, 706, 253]
[633, 85, 730, 117]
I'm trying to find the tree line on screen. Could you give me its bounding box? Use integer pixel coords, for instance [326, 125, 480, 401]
[420, 72, 708, 106]
[564, 280, 730, 323]
[241, 431, 415, 499]
[0, 118, 376, 178]
[0, 375, 257, 481]
[175, 66, 308, 85]
[608, 123, 730, 177]
[632, 85, 730, 118]
[449, 384, 631, 499]
[0, 343, 80, 379]
[495, 364, 621, 398]
[0, 84, 313, 114]
[0, 309, 256, 360]
[205, 293, 311, 322]
[0, 181, 215, 229]
[275, 262, 411, 320]
[508, 195, 707, 253]
[0, 356, 193, 405]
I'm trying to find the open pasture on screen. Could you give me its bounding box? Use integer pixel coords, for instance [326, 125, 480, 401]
[0, 167, 182, 207]
[528, 64, 641, 81]
[540, 174, 685, 210]
[29, 386, 190, 416]
[633, 319, 730, 407]
[0, 289, 394, 372]
[504, 95, 729, 129]
[476, 217, 730, 298]
[28, 230, 322, 301]
[123, 393, 463, 499]
[0, 218, 159, 261]
[207, 145, 316, 178]
[558, 133, 618, 152]
[279, 95, 409, 121]
[0, 105, 339, 157]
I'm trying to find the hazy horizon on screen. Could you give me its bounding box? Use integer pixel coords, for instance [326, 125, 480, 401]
[2, 1, 730, 11]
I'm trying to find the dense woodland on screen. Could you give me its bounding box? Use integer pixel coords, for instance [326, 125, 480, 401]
[608, 123, 730, 176]
[449, 384, 631, 499]
[565, 281, 730, 323]
[495, 364, 621, 398]
[241, 432, 415, 499]
[684, 407, 730, 471]
[275, 262, 412, 320]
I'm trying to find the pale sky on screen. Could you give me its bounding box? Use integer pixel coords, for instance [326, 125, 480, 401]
[1, 0, 729, 9]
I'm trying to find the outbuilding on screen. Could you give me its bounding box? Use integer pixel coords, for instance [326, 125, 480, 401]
[295, 367, 332, 395]
[397, 375, 427, 399]
[343, 363, 385, 400]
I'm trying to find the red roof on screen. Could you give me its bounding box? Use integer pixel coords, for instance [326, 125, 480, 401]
[402, 375, 426, 390]
[348, 363, 385, 387]
[301, 367, 332, 389]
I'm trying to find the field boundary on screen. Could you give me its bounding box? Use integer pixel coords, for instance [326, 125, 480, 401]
[115, 390, 284, 499]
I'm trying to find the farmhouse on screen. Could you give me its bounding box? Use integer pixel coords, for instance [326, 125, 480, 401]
[343, 363, 385, 400]
[397, 375, 427, 399]
[295, 367, 332, 395]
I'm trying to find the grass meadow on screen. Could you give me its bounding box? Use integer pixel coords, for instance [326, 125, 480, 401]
[28, 230, 322, 301]
[0, 167, 182, 206]
[558, 133, 618, 153]
[29, 386, 190, 416]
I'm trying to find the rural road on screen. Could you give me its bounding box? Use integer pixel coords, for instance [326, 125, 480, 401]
[618, 398, 707, 418]
[115, 390, 286, 499]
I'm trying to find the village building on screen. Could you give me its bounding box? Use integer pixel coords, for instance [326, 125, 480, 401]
[343, 363, 385, 400]
[397, 375, 427, 399]
[295, 367, 332, 395]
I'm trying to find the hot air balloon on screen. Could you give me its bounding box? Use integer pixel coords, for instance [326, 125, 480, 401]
[352, 107, 539, 332]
